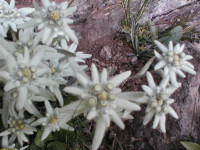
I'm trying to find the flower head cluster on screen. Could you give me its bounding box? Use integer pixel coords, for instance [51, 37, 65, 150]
[0, 26, 89, 113]
[0, 111, 36, 146]
[154, 40, 196, 86]
[32, 101, 74, 140]
[18, 0, 78, 45]
[0, 40, 57, 111]
[142, 72, 180, 133]
[0, 0, 91, 146]
[0, 0, 34, 37]
[63, 59, 147, 150]
[43, 56, 90, 106]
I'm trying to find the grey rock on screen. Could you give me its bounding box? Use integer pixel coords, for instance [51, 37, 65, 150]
[131, 56, 138, 65]
[99, 46, 112, 60]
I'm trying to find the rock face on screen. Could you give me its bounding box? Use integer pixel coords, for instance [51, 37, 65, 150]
[152, 1, 200, 32]
[14, 0, 200, 149]
[129, 0, 200, 34]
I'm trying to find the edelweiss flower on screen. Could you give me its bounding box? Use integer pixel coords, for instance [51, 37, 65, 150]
[154, 40, 196, 86]
[45, 58, 74, 85]
[43, 53, 90, 106]
[142, 72, 180, 133]
[43, 58, 74, 106]
[0, 112, 36, 146]
[0, 45, 56, 110]
[32, 101, 74, 140]
[1, 135, 29, 150]
[62, 59, 147, 150]
[0, 0, 34, 37]
[18, 0, 78, 45]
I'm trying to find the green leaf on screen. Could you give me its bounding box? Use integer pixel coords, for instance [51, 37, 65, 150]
[181, 141, 200, 150]
[148, 21, 158, 40]
[170, 26, 183, 43]
[34, 129, 54, 148]
[54, 129, 69, 142]
[132, 56, 155, 79]
[47, 141, 68, 150]
[30, 144, 42, 150]
[134, 35, 139, 54]
[130, 18, 140, 55]
[158, 36, 171, 43]
[159, 26, 183, 44]
[57, 49, 76, 57]
[121, 18, 129, 27]
[51, 36, 64, 47]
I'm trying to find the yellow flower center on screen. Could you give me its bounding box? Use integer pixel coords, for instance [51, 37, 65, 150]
[50, 11, 60, 21]
[0, 148, 13, 150]
[12, 120, 25, 131]
[22, 69, 32, 79]
[97, 91, 108, 101]
[51, 67, 56, 73]
[49, 117, 58, 124]
[157, 99, 163, 106]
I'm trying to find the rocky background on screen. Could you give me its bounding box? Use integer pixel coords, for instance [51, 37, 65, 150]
[13, 0, 200, 149]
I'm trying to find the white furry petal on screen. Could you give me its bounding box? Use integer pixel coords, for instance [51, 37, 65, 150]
[154, 60, 166, 70]
[92, 117, 106, 150]
[110, 110, 125, 129]
[159, 114, 166, 133]
[109, 71, 131, 87]
[146, 72, 156, 88]
[143, 111, 154, 125]
[152, 115, 160, 129]
[91, 64, 99, 83]
[168, 106, 178, 119]
[154, 40, 168, 53]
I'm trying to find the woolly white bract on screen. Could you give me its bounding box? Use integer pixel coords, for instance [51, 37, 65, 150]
[32, 101, 74, 140]
[154, 40, 196, 86]
[63, 59, 147, 150]
[0, 111, 36, 146]
[42, 52, 90, 106]
[142, 72, 180, 133]
[18, 0, 78, 45]
[0, 0, 34, 37]
[0, 43, 56, 110]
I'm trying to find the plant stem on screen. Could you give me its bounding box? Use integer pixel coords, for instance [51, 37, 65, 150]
[10, 30, 17, 41]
